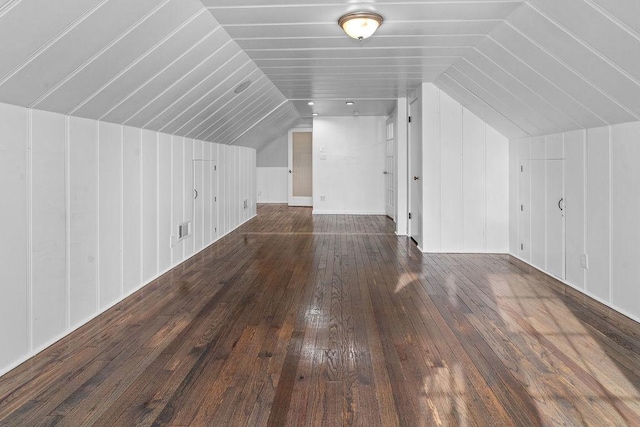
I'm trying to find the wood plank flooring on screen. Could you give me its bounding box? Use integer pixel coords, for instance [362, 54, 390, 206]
[1, 204, 640, 426]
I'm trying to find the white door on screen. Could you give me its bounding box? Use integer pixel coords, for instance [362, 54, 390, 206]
[288, 129, 313, 207]
[193, 159, 218, 251]
[546, 159, 565, 279]
[409, 98, 422, 247]
[193, 160, 204, 252]
[385, 116, 395, 220]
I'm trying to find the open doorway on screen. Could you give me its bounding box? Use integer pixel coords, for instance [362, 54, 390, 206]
[288, 129, 313, 207]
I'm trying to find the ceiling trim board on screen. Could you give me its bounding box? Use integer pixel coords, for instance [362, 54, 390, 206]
[583, 0, 640, 41]
[243, 46, 474, 52]
[289, 98, 395, 101]
[503, 20, 640, 122]
[206, 2, 524, 11]
[0, 0, 22, 19]
[67, 9, 211, 116]
[0, 0, 111, 87]
[232, 34, 490, 41]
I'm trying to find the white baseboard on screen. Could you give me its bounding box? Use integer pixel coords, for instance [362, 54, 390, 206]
[0, 213, 258, 378]
[509, 253, 640, 324]
[312, 210, 386, 215]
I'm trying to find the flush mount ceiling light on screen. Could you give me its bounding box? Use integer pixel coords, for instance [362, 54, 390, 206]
[345, 101, 355, 105]
[307, 101, 315, 105]
[234, 80, 251, 94]
[312, 113, 319, 116]
[338, 11, 383, 40]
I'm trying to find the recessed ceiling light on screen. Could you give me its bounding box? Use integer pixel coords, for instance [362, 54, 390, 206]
[346, 101, 354, 105]
[308, 101, 315, 105]
[338, 11, 384, 40]
[234, 80, 251, 94]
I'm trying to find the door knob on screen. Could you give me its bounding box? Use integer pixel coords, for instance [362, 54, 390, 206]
[413, 176, 419, 180]
[383, 171, 388, 175]
[289, 170, 292, 174]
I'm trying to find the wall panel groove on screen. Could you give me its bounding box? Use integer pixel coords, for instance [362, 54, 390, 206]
[0, 101, 256, 377]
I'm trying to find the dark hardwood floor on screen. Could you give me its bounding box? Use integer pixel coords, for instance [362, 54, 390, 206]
[1, 204, 640, 426]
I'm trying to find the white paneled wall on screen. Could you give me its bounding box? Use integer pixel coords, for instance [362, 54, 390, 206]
[256, 167, 288, 203]
[0, 102, 256, 376]
[313, 116, 387, 215]
[421, 85, 509, 253]
[509, 121, 640, 322]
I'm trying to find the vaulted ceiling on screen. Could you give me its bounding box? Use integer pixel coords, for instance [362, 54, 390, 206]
[0, 0, 638, 146]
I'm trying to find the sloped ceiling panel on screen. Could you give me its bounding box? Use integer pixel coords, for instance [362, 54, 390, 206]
[0, 0, 299, 148]
[436, 0, 640, 138]
[231, 101, 302, 149]
[203, 0, 525, 106]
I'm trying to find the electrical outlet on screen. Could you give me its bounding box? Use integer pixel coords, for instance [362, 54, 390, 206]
[320, 195, 326, 201]
[257, 190, 262, 196]
[581, 253, 589, 269]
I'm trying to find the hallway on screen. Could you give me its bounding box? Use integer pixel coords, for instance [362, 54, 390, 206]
[0, 204, 639, 426]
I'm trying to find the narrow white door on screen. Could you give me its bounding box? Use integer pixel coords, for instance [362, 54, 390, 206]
[409, 98, 422, 247]
[193, 160, 204, 252]
[546, 159, 565, 279]
[288, 130, 313, 207]
[193, 160, 218, 251]
[385, 116, 395, 220]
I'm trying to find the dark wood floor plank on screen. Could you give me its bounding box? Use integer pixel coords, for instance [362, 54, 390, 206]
[1, 204, 640, 426]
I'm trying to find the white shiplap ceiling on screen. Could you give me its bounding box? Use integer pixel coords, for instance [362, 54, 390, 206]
[1, 0, 639, 144]
[204, 0, 525, 118]
[0, 0, 300, 147]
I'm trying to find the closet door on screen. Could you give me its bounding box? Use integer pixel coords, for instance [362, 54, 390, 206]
[546, 159, 565, 279]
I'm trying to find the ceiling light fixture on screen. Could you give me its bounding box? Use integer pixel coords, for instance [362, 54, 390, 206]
[234, 80, 251, 94]
[308, 101, 315, 105]
[346, 101, 354, 105]
[312, 113, 319, 116]
[338, 11, 383, 40]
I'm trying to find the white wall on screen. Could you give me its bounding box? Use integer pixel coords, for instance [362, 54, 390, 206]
[420, 84, 510, 253]
[313, 116, 386, 215]
[257, 167, 288, 203]
[0, 101, 256, 376]
[395, 98, 409, 236]
[257, 134, 287, 167]
[509, 121, 640, 322]
[256, 134, 288, 203]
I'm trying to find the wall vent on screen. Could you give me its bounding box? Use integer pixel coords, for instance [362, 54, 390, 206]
[178, 221, 191, 240]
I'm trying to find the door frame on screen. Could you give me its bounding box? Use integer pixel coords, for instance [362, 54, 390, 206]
[288, 128, 313, 207]
[385, 115, 396, 221]
[192, 159, 218, 249]
[408, 95, 422, 249]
